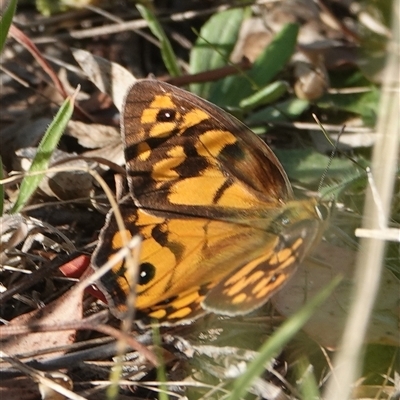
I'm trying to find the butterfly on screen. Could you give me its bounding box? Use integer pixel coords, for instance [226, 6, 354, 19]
[91, 79, 329, 323]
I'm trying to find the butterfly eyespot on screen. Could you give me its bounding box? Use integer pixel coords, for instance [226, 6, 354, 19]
[139, 262, 156, 285]
[157, 109, 177, 122]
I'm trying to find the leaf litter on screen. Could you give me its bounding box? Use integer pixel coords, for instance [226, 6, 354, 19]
[0, 1, 398, 399]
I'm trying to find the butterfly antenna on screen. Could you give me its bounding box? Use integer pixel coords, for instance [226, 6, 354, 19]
[313, 113, 345, 194]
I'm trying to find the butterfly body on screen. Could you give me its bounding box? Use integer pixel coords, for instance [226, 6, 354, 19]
[92, 80, 328, 322]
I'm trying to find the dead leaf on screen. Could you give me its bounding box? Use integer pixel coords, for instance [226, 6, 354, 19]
[292, 50, 329, 100]
[66, 120, 124, 166]
[67, 120, 120, 149]
[38, 372, 73, 400]
[72, 48, 136, 112]
[0, 285, 84, 364]
[16, 147, 95, 200]
[59, 255, 107, 304]
[0, 377, 40, 400]
[230, 17, 273, 63]
[58, 254, 90, 279]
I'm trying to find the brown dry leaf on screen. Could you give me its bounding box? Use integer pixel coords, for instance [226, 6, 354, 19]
[72, 48, 136, 112]
[0, 214, 29, 256]
[1, 214, 75, 272]
[16, 147, 95, 201]
[352, 383, 398, 400]
[67, 120, 119, 149]
[0, 285, 84, 363]
[0, 352, 78, 400]
[0, 377, 40, 400]
[230, 17, 273, 63]
[230, 0, 361, 100]
[79, 90, 114, 114]
[67, 120, 124, 166]
[273, 242, 400, 349]
[38, 372, 73, 400]
[292, 50, 329, 100]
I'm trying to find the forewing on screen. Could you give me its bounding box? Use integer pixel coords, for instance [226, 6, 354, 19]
[122, 80, 292, 221]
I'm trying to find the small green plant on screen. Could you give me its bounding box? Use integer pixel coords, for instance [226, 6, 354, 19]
[0, 0, 17, 53]
[11, 90, 78, 213]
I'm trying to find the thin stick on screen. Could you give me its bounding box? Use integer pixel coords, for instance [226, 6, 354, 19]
[323, 2, 399, 398]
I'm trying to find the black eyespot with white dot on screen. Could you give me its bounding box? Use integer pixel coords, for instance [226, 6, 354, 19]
[138, 262, 156, 285]
[156, 109, 177, 122]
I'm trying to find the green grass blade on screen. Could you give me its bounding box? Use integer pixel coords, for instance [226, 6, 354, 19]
[11, 89, 78, 214]
[228, 275, 342, 400]
[152, 324, 168, 400]
[317, 87, 379, 126]
[245, 98, 310, 126]
[136, 4, 181, 77]
[239, 80, 289, 110]
[297, 357, 321, 399]
[0, 0, 17, 53]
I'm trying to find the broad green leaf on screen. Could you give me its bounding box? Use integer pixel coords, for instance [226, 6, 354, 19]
[210, 23, 299, 107]
[317, 87, 379, 126]
[274, 148, 355, 184]
[11, 91, 77, 213]
[137, 4, 181, 77]
[0, 0, 17, 53]
[329, 69, 371, 88]
[239, 80, 289, 110]
[190, 7, 246, 98]
[245, 98, 310, 125]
